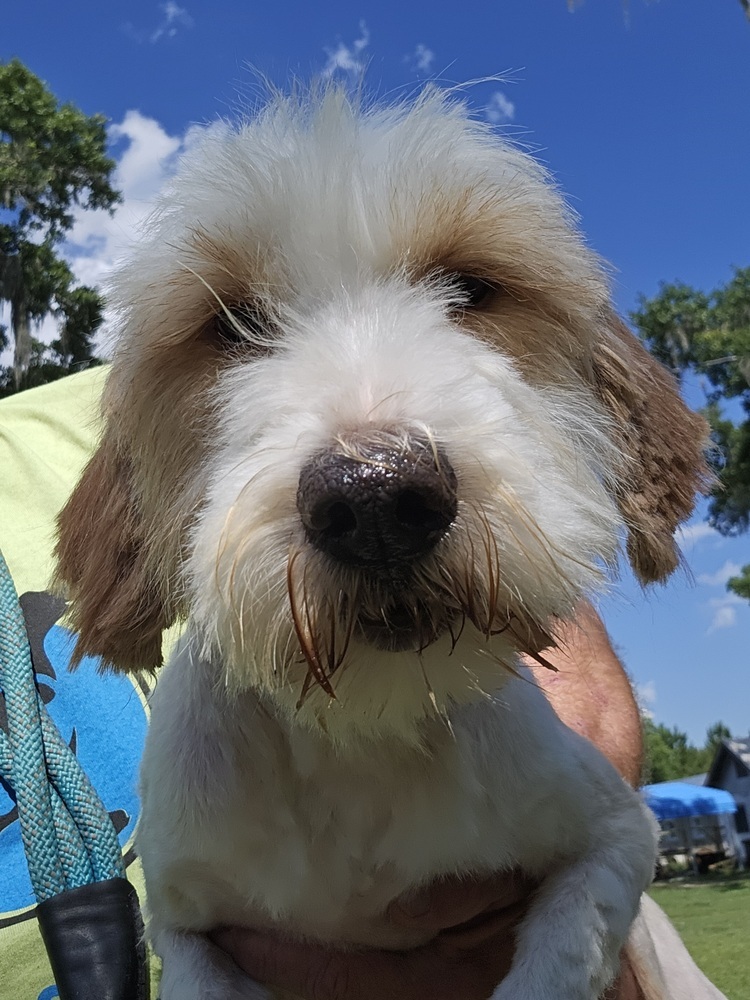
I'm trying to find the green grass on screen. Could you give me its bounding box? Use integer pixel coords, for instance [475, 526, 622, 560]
[648, 870, 750, 1000]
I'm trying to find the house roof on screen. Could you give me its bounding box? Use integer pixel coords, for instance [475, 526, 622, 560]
[727, 736, 750, 767]
[706, 736, 750, 788]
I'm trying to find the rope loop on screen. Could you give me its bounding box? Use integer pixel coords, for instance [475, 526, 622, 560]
[0, 550, 124, 903]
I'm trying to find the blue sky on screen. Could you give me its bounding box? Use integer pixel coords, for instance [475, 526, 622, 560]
[4, 0, 750, 744]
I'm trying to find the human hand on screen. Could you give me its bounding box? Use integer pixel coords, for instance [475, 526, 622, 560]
[210, 871, 638, 999]
[210, 871, 526, 1000]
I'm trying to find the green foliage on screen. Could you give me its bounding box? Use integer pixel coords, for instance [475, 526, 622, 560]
[0, 337, 103, 398]
[727, 564, 750, 600]
[0, 58, 118, 240]
[642, 718, 733, 784]
[633, 267, 750, 594]
[634, 268, 750, 407]
[0, 59, 120, 391]
[705, 721, 732, 756]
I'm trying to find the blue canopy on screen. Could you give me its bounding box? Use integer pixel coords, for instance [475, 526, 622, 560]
[642, 781, 737, 821]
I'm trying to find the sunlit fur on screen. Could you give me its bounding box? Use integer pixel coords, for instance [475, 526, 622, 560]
[55, 87, 709, 1000]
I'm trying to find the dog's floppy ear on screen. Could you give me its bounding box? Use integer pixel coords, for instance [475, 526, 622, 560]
[54, 427, 171, 673]
[594, 315, 711, 584]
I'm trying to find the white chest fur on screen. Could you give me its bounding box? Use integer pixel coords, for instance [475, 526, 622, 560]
[138, 639, 651, 966]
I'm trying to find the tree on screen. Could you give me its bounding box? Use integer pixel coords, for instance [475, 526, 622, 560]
[705, 721, 732, 759]
[643, 719, 706, 783]
[0, 59, 119, 391]
[633, 267, 750, 599]
[642, 719, 733, 784]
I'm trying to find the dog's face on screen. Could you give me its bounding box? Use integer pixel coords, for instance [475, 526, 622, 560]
[56, 89, 707, 740]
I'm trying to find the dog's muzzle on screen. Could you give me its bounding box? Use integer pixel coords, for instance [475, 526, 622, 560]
[296, 434, 458, 650]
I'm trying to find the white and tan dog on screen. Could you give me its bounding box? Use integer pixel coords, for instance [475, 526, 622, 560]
[56, 89, 707, 999]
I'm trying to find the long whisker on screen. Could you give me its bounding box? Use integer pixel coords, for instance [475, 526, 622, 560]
[418, 655, 454, 737]
[296, 667, 317, 711]
[287, 549, 337, 699]
[447, 613, 467, 653]
[331, 582, 358, 674]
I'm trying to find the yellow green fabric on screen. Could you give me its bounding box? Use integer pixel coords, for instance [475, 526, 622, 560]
[0, 368, 159, 1000]
[0, 369, 106, 597]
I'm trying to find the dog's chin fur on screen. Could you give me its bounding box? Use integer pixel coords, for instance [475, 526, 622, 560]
[54, 86, 709, 1000]
[218, 630, 521, 750]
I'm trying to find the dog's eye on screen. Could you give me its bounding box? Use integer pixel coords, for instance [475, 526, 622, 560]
[214, 303, 269, 350]
[451, 274, 498, 311]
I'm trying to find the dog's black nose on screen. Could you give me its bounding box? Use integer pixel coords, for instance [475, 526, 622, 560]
[297, 436, 457, 574]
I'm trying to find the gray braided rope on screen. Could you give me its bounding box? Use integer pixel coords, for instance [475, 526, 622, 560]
[0, 551, 124, 902]
[0, 551, 66, 901]
[40, 700, 124, 884]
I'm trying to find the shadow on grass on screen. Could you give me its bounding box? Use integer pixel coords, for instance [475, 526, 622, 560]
[653, 868, 750, 891]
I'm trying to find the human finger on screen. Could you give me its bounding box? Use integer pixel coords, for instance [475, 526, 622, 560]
[211, 926, 503, 1000]
[389, 870, 535, 934]
[435, 897, 527, 955]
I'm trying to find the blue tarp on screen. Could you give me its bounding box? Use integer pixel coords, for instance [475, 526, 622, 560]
[642, 781, 737, 821]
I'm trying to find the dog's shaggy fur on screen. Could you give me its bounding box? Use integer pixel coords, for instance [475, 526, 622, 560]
[56, 89, 708, 999]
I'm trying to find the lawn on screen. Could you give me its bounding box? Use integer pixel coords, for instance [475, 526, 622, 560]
[649, 870, 750, 1000]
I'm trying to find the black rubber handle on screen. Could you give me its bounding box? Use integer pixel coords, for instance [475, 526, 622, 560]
[37, 877, 149, 1000]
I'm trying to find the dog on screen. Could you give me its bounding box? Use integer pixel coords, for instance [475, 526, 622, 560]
[55, 87, 708, 999]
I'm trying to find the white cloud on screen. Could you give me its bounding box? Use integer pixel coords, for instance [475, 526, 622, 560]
[636, 680, 657, 720]
[485, 91, 516, 125]
[707, 592, 745, 634]
[411, 43, 435, 74]
[322, 22, 370, 79]
[67, 111, 185, 293]
[697, 560, 742, 587]
[110, 112, 183, 200]
[151, 2, 194, 42]
[708, 603, 738, 632]
[676, 521, 721, 550]
[123, 3, 194, 45]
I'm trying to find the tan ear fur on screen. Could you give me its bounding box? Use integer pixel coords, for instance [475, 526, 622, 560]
[54, 430, 170, 672]
[594, 316, 711, 584]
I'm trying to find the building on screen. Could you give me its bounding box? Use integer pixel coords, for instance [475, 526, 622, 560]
[706, 736, 750, 867]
